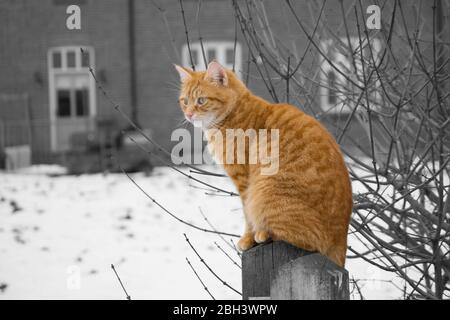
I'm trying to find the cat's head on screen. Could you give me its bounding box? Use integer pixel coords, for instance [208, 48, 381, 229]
[174, 61, 245, 128]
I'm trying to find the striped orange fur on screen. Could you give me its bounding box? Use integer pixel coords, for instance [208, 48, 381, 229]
[175, 61, 352, 266]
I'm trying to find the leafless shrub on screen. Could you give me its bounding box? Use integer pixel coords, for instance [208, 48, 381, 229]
[231, 0, 449, 299]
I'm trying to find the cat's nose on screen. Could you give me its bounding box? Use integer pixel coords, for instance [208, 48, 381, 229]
[186, 112, 194, 120]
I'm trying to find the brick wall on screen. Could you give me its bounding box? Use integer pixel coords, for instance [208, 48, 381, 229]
[0, 0, 442, 163]
[0, 0, 133, 158]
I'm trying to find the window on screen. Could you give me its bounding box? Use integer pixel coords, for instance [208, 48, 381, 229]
[225, 48, 235, 65]
[81, 50, 90, 68]
[56, 88, 90, 118]
[52, 52, 62, 68]
[182, 41, 242, 78]
[207, 48, 216, 62]
[327, 71, 337, 105]
[57, 90, 71, 117]
[48, 46, 95, 119]
[75, 88, 89, 116]
[67, 51, 76, 68]
[49, 47, 93, 72]
[319, 38, 381, 114]
[190, 49, 199, 66]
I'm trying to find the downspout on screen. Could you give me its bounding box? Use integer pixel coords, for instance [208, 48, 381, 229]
[128, 0, 138, 126]
[436, 0, 444, 69]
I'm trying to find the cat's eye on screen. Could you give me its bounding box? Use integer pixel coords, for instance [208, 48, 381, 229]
[180, 97, 188, 105]
[197, 97, 207, 105]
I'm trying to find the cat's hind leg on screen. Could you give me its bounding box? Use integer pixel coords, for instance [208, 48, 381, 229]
[263, 205, 326, 254]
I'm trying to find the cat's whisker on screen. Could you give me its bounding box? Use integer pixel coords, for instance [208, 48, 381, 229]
[173, 116, 190, 130]
[165, 80, 181, 91]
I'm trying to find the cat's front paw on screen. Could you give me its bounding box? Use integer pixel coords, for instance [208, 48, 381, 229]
[254, 230, 270, 243]
[237, 234, 255, 251]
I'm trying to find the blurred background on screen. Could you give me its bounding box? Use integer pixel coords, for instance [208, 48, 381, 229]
[0, 0, 388, 173]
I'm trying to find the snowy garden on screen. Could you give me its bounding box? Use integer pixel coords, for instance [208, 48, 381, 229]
[0, 164, 401, 299]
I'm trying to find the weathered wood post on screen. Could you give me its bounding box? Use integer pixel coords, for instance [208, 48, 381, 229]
[242, 241, 349, 300]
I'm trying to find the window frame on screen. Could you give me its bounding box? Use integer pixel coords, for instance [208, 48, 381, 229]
[319, 38, 382, 115]
[181, 41, 243, 78]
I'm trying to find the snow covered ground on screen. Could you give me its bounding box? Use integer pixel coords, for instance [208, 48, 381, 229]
[0, 165, 401, 299]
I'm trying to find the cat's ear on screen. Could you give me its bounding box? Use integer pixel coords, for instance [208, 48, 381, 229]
[174, 64, 193, 82]
[205, 60, 228, 86]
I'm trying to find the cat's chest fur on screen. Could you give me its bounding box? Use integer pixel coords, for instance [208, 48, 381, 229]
[204, 128, 251, 194]
[205, 129, 225, 164]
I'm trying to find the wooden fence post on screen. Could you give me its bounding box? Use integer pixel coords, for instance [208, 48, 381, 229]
[242, 241, 349, 300]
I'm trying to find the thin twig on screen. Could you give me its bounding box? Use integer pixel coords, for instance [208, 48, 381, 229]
[184, 233, 242, 296]
[118, 162, 240, 238]
[214, 241, 242, 269]
[198, 207, 242, 255]
[185, 257, 216, 300]
[111, 264, 131, 300]
[179, 0, 195, 70]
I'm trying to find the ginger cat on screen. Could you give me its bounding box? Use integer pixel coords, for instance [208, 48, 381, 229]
[175, 61, 352, 267]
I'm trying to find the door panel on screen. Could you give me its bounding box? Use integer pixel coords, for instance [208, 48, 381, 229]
[53, 73, 94, 152]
